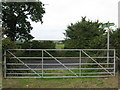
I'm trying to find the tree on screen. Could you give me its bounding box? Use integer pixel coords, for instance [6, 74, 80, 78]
[89, 35, 107, 49]
[2, 2, 45, 41]
[110, 28, 120, 57]
[64, 17, 105, 49]
[110, 28, 120, 72]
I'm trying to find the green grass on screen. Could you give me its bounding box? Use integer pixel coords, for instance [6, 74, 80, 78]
[55, 44, 64, 49]
[2, 69, 119, 88]
[2, 75, 118, 88]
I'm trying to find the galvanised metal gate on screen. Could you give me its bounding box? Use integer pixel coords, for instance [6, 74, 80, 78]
[4, 49, 116, 78]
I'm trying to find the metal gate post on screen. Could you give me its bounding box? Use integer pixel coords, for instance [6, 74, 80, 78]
[107, 49, 109, 68]
[79, 50, 82, 76]
[107, 30, 110, 68]
[4, 50, 6, 78]
[113, 49, 116, 76]
[42, 50, 44, 77]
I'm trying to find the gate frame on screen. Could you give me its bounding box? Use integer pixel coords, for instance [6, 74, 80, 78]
[4, 49, 116, 78]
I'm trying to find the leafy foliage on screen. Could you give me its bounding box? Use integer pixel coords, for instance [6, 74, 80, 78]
[21, 40, 55, 49]
[90, 35, 107, 49]
[2, 37, 16, 50]
[2, 2, 45, 41]
[110, 28, 120, 72]
[64, 17, 105, 49]
[21, 40, 55, 57]
[110, 28, 120, 57]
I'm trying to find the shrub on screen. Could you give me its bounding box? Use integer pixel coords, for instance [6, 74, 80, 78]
[21, 40, 56, 56]
[2, 38, 16, 50]
[21, 40, 55, 49]
[41, 41, 55, 49]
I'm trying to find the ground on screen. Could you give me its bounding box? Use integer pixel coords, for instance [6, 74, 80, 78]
[2, 74, 119, 88]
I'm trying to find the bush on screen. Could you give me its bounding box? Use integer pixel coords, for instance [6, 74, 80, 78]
[21, 40, 55, 49]
[2, 38, 16, 50]
[41, 41, 55, 49]
[21, 40, 56, 56]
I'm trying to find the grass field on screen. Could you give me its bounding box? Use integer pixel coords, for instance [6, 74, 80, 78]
[55, 44, 64, 49]
[2, 75, 118, 88]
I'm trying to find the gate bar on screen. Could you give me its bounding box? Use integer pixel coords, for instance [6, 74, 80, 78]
[7, 49, 115, 51]
[7, 72, 114, 75]
[7, 63, 114, 65]
[10, 57, 114, 59]
[6, 75, 113, 78]
[7, 68, 114, 70]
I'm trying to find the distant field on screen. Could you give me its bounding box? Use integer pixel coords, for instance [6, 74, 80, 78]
[55, 44, 64, 49]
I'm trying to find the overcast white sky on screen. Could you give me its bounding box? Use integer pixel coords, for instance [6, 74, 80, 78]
[30, 0, 119, 40]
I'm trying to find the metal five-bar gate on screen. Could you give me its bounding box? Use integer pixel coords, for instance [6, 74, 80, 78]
[3, 49, 116, 78]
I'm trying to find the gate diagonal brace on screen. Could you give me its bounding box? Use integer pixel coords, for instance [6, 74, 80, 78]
[7, 50, 42, 78]
[82, 50, 113, 76]
[44, 50, 78, 77]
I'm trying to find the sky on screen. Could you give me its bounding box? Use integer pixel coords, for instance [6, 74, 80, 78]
[30, 0, 119, 40]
